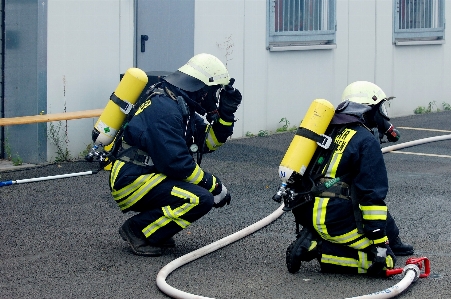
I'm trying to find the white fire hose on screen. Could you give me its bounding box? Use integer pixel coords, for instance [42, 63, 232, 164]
[157, 134, 450, 299]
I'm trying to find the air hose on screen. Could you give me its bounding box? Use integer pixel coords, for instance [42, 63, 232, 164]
[157, 134, 451, 299]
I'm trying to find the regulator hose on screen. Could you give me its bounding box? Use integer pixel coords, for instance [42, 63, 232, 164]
[157, 134, 451, 299]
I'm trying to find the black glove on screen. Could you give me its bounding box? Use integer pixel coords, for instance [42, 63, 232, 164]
[201, 86, 220, 115]
[384, 125, 401, 142]
[218, 78, 242, 122]
[367, 243, 395, 277]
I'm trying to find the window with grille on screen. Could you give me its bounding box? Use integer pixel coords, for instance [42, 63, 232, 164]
[393, 0, 445, 45]
[267, 0, 336, 51]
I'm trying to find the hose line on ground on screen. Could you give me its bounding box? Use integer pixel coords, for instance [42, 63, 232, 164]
[157, 134, 451, 299]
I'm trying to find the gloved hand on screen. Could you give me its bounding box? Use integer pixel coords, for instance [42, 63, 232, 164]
[212, 183, 231, 208]
[373, 108, 400, 143]
[218, 78, 242, 122]
[367, 243, 395, 277]
[384, 124, 400, 142]
[201, 86, 220, 115]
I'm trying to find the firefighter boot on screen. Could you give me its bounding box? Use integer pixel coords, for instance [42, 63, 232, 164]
[119, 218, 163, 257]
[286, 227, 321, 274]
[390, 236, 414, 256]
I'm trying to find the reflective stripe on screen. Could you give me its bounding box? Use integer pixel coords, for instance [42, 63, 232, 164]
[209, 175, 217, 192]
[325, 128, 357, 177]
[112, 173, 151, 200]
[117, 174, 166, 210]
[110, 160, 125, 188]
[372, 236, 388, 245]
[321, 254, 360, 268]
[386, 255, 394, 269]
[358, 251, 371, 273]
[308, 240, 318, 251]
[321, 251, 370, 273]
[110, 161, 166, 211]
[219, 118, 233, 126]
[349, 236, 373, 250]
[361, 205, 388, 221]
[185, 164, 204, 185]
[313, 197, 329, 237]
[313, 196, 372, 250]
[205, 127, 223, 151]
[142, 187, 199, 238]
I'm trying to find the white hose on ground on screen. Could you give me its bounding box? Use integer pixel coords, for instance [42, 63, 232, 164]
[345, 264, 421, 299]
[157, 134, 451, 299]
[156, 204, 285, 299]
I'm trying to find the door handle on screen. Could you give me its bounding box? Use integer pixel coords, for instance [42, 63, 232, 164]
[141, 35, 149, 52]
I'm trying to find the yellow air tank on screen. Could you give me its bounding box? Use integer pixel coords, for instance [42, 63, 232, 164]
[279, 99, 335, 182]
[91, 68, 148, 147]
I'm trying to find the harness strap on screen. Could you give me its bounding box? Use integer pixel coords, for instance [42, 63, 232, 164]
[296, 127, 332, 149]
[110, 92, 134, 114]
[116, 142, 153, 167]
[312, 177, 351, 200]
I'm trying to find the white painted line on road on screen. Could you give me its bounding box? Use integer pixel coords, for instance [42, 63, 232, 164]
[391, 151, 451, 158]
[398, 126, 451, 133]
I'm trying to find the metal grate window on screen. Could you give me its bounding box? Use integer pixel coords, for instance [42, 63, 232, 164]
[268, 0, 336, 51]
[393, 0, 445, 44]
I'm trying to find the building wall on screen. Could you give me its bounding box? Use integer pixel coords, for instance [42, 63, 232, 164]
[46, 0, 134, 161]
[4, 0, 451, 163]
[195, 0, 451, 138]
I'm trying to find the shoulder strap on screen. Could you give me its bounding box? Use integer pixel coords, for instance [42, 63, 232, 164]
[102, 83, 164, 167]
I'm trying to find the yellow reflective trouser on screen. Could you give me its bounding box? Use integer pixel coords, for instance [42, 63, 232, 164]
[313, 197, 394, 273]
[110, 161, 207, 241]
[110, 161, 166, 211]
[141, 186, 199, 238]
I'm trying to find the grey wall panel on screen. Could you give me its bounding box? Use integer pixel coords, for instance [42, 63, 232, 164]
[4, 0, 47, 163]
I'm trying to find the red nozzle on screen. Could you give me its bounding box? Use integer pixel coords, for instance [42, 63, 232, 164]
[386, 257, 431, 278]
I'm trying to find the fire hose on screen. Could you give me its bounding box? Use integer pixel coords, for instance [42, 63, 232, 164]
[0, 134, 447, 297]
[156, 134, 451, 299]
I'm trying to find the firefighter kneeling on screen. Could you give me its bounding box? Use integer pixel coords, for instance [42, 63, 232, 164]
[284, 81, 413, 277]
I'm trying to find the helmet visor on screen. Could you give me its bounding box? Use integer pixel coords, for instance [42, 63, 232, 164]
[163, 70, 206, 92]
[379, 100, 389, 119]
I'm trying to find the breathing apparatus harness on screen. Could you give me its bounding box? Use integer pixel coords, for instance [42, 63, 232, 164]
[101, 82, 215, 170]
[275, 125, 347, 196]
[274, 101, 392, 234]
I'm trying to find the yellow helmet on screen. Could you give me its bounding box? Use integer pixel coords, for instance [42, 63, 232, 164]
[164, 53, 230, 92]
[341, 81, 387, 106]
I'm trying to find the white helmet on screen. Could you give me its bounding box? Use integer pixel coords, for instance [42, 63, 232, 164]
[341, 81, 387, 106]
[164, 53, 230, 92]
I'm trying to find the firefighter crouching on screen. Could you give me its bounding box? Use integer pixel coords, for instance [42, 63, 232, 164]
[285, 81, 414, 277]
[109, 53, 242, 257]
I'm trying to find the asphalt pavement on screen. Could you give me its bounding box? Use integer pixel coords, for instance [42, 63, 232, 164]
[1, 111, 451, 299]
